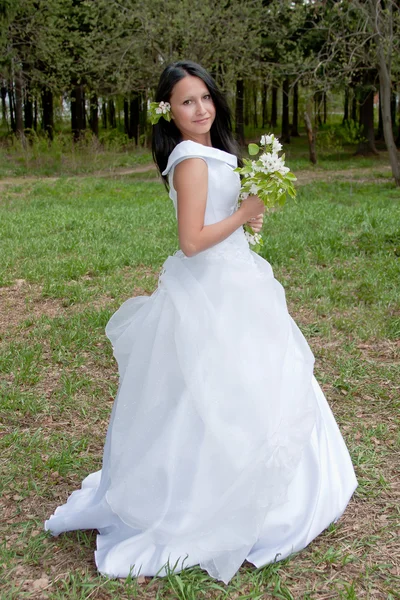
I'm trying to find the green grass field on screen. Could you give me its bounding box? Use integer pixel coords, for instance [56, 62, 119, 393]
[0, 142, 399, 599]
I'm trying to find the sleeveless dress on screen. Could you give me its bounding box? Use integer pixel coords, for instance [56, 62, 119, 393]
[45, 140, 357, 584]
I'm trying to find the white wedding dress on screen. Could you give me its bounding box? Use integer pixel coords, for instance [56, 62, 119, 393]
[45, 140, 357, 584]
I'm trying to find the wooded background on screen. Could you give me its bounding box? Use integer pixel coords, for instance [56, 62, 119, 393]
[1, 0, 399, 182]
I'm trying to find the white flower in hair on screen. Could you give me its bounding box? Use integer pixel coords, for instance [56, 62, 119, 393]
[156, 101, 171, 115]
[149, 101, 172, 124]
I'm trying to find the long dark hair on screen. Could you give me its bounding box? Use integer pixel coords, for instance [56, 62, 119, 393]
[151, 60, 241, 187]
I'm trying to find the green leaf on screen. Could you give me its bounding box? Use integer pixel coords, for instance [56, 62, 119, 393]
[248, 143, 260, 156]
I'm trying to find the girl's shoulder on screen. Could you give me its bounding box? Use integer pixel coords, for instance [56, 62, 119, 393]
[162, 140, 237, 176]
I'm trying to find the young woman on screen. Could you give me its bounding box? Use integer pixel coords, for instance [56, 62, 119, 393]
[45, 61, 357, 584]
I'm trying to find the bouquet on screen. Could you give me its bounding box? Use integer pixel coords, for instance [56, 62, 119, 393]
[234, 134, 297, 253]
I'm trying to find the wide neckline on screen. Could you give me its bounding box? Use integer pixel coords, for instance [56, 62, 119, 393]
[162, 140, 237, 175]
[178, 140, 236, 158]
[175, 139, 236, 160]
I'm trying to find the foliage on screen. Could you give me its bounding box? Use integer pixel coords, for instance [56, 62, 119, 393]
[0, 130, 152, 177]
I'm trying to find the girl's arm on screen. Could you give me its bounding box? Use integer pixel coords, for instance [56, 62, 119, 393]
[174, 158, 264, 257]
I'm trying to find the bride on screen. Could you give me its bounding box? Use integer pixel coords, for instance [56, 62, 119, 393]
[45, 60, 357, 584]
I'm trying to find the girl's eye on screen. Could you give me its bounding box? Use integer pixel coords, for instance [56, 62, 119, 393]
[183, 100, 191, 105]
[204, 95, 211, 100]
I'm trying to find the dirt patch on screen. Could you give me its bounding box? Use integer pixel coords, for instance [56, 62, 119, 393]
[0, 279, 64, 335]
[0, 164, 158, 190]
[0, 267, 159, 337]
[357, 339, 400, 364]
[295, 165, 392, 186]
[0, 163, 394, 192]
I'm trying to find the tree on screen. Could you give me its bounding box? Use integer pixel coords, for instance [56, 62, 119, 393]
[316, 0, 400, 184]
[366, 0, 400, 184]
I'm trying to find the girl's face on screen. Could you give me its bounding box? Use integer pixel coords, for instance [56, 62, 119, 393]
[169, 75, 216, 144]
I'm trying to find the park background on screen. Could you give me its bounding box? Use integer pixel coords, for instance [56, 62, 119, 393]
[1, 1, 399, 599]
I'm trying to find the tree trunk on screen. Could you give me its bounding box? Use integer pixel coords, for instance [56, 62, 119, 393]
[8, 83, 15, 132]
[377, 52, 400, 185]
[390, 90, 396, 126]
[22, 63, 33, 133]
[244, 82, 249, 127]
[1, 84, 8, 126]
[261, 83, 268, 128]
[351, 90, 357, 121]
[139, 93, 148, 145]
[356, 85, 378, 155]
[377, 90, 383, 140]
[130, 93, 140, 144]
[24, 89, 33, 131]
[102, 99, 107, 129]
[108, 99, 116, 129]
[304, 110, 317, 165]
[270, 84, 278, 128]
[123, 98, 129, 136]
[281, 77, 290, 143]
[235, 78, 245, 147]
[82, 87, 87, 130]
[89, 92, 99, 137]
[252, 85, 258, 129]
[291, 81, 300, 137]
[33, 98, 38, 131]
[323, 92, 327, 124]
[71, 83, 85, 141]
[314, 91, 322, 126]
[42, 88, 54, 140]
[343, 87, 349, 123]
[15, 72, 24, 138]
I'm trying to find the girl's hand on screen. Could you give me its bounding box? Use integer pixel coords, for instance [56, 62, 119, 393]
[239, 194, 265, 222]
[247, 213, 263, 233]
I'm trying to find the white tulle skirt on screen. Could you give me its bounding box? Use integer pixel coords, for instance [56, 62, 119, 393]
[45, 232, 357, 584]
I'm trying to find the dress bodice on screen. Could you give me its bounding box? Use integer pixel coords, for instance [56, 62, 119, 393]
[162, 140, 252, 263]
[162, 140, 241, 226]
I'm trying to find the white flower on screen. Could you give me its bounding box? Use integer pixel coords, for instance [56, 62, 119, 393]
[244, 230, 262, 246]
[272, 139, 282, 153]
[244, 231, 257, 245]
[260, 134, 274, 146]
[258, 152, 284, 174]
[249, 184, 259, 195]
[158, 101, 171, 114]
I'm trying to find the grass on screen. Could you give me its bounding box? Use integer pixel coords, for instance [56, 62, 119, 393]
[0, 145, 399, 599]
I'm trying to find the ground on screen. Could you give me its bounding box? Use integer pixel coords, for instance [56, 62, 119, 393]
[0, 145, 399, 599]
